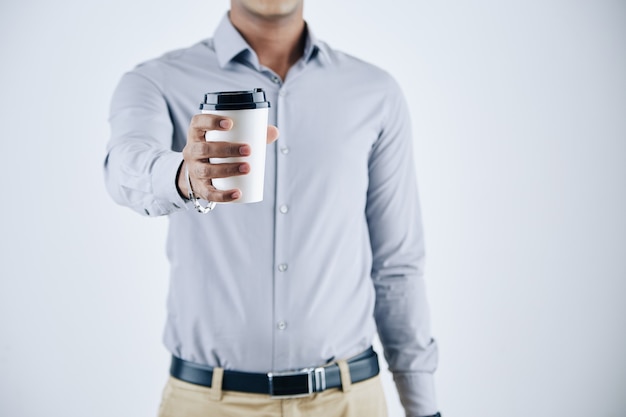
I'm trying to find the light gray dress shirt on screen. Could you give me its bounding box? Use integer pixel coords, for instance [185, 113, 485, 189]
[105, 14, 438, 417]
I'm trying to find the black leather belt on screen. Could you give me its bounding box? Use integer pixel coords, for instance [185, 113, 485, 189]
[170, 347, 380, 398]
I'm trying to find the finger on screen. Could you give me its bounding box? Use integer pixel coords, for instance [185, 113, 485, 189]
[206, 187, 242, 203]
[267, 125, 279, 144]
[188, 175, 242, 203]
[188, 114, 233, 142]
[192, 161, 250, 180]
[187, 141, 251, 159]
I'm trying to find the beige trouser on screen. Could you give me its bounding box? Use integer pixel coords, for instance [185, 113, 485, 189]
[157, 364, 388, 417]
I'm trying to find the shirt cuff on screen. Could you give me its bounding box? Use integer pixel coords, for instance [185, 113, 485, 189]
[151, 151, 190, 212]
[392, 371, 438, 417]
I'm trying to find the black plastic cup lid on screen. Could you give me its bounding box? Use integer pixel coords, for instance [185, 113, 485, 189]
[200, 88, 270, 110]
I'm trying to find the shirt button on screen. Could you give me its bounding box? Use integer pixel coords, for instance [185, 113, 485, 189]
[279, 89, 287, 97]
[277, 321, 287, 330]
[279, 204, 289, 214]
[271, 75, 280, 84]
[277, 263, 288, 272]
[280, 147, 290, 155]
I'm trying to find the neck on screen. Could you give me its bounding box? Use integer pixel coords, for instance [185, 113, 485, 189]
[229, 8, 306, 80]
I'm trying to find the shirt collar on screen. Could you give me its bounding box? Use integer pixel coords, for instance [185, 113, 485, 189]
[213, 13, 327, 70]
[303, 23, 326, 63]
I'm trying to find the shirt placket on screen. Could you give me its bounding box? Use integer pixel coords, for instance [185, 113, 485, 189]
[271, 72, 292, 370]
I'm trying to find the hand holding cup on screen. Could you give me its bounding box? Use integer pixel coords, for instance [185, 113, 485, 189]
[178, 89, 277, 204]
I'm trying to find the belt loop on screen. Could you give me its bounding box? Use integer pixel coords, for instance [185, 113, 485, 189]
[209, 367, 224, 401]
[337, 360, 352, 393]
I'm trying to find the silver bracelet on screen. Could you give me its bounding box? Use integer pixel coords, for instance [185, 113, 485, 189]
[185, 164, 216, 214]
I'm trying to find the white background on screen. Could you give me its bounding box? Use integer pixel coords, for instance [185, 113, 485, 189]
[1, 1, 625, 416]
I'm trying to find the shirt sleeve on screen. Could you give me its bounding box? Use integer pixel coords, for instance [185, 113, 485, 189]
[104, 68, 190, 216]
[366, 76, 439, 417]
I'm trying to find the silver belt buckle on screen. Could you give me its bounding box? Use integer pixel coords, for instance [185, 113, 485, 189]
[267, 367, 326, 398]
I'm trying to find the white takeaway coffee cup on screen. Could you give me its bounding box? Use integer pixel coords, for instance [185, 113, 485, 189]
[200, 89, 270, 203]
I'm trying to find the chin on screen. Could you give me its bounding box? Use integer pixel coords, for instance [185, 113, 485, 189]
[240, 0, 302, 19]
